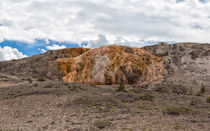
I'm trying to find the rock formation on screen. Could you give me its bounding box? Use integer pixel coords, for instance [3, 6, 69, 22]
[57, 45, 167, 85]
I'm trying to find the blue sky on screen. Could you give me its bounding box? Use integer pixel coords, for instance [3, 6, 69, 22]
[0, 39, 86, 56]
[0, 0, 210, 60]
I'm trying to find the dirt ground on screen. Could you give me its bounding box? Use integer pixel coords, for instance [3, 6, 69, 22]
[0, 74, 209, 131]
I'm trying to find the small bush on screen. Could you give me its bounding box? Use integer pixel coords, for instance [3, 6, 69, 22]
[68, 85, 87, 91]
[200, 84, 206, 94]
[163, 105, 191, 116]
[34, 83, 38, 87]
[93, 120, 110, 129]
[206, 96, 210, 103]
[139, 94, 154, 101]
[37, 75, 45, 81]
[173, 122, 186, 130]
[197, 84, 206, 96]
[116, 82, 126, 92]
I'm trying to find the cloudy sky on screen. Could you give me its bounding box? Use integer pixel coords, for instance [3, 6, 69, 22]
[0, 0, 210, 60]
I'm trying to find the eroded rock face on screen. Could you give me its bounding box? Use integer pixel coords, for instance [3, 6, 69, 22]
[143, 42, 210, 94]
[57, 45, 167, 85]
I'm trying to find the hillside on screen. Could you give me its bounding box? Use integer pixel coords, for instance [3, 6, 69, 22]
[0, 43, 210, 131]
[57, 45, 167, 85]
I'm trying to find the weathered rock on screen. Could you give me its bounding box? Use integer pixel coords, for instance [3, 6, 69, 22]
[0, 48, 89, 80]
[57, 45, 167, 85]
[143, 42, 210, 94]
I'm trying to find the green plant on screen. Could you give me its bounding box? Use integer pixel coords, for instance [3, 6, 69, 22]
[163, 105, 191, 116]
[93, 120, 110, 129]
[37, 75, 45, 81]
[201, 84, 206, 94]
[68, 85, 87, 91]
[116, 82, 126, 92]
[206, 96, 210, 103]
[197, 84, 206, 96]
[173, 122, 186, 130]
[139, 94, 154, 101]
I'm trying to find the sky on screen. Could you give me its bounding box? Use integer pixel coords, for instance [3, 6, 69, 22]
[0, 0, 210, 60]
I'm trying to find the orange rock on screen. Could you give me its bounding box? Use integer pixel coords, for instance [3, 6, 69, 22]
[57, 45, 167, 85]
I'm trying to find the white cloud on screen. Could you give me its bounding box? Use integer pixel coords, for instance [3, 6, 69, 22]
[0, 0, 210, 47]
[38, 48, 46, 53]
[46, 44, 66, 50]
[0, 46, 27, 61]
[85, 34, 161, 48]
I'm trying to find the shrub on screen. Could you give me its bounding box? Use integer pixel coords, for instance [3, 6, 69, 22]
[197, 84, 206, 96]
[139, 94, 154, 101]
[37, 75, 45, 81]
[206, 96, 210, 103]
[93, 120, 110, 129]
[116, 82, 126, 92]
[163, 105, 191, 116]
[200, 84, 206, 94]
[68, 85, 87, 91]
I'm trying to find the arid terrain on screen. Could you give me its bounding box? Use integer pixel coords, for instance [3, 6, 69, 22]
[0, 43, 210, 131]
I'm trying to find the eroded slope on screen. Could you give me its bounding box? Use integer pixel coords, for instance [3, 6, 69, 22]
[57, 45, 167, 85]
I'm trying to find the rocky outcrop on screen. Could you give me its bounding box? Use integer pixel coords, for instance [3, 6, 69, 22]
[143, 42, 210, 94]
[0, 48, 89, 80]
[57, 45, 167, 85]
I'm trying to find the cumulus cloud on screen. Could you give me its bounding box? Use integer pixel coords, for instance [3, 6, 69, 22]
[0, 46, 27, 61]
[46, 44, 66, 50]
[0, 0, 210, 47]
[85, 34, 159, 48]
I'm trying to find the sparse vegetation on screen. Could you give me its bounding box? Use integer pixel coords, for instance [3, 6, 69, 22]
[34, 83, 38, 87]
[116, 82, 127, 92]
[173, 122, 186, 130]
[196, 84, 206, 96]
[163, 105, 191, 115]
[37, 75, 45, 81]
[68, 85, 87, 91]
[93, 120, 110, 129]
[200, 84, 206, 94]
[206, 96, 210, 103]
[139, 93, 154, 101]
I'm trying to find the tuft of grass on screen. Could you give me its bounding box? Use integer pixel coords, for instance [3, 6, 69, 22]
[37, 75, 45, 81]
[93, 120, 110, 129]
[173, 122, 186, 130]
[163, 105, 191, 116]
[196, 83, 206, 96]
[201, 84, 206, 94]
[206, 96, 210, 103]
[34, 83, 38, 87]
[139, 94, 154, 101]
[116, 82, 127, 92]
[68, 85, 87, 91]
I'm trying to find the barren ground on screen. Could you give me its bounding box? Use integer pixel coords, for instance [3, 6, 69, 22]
[0, 74, 209, 131]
